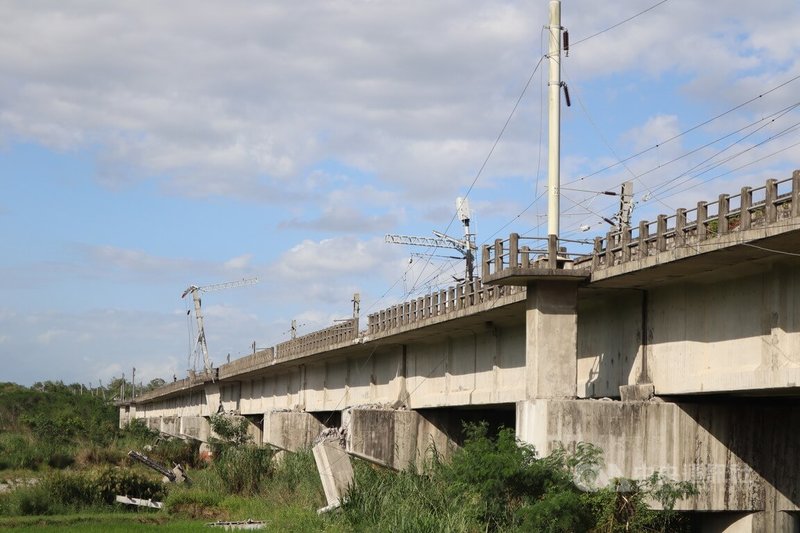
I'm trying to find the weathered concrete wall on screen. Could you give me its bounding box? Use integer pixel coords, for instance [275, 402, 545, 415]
[263, 411, 326, 451]
[648, 262, 800, 395]
[160, 415, 180, 435]
[577, 289, 643, 398]
[344, 408, 458, 471]
[179, 416, 210, 441]
[405, 324, 525, 409]
[145, 416, 161, 431]
[517, 398, 800, 529]
[232, 324, 525, 416]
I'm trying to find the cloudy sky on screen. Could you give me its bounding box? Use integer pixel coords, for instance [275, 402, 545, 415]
[2, 0, 799, 386]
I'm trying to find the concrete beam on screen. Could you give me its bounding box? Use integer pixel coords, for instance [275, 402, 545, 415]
[263, 411, 326, 451]
[179, 416, 210, 442]
[344, 408, 457, 471]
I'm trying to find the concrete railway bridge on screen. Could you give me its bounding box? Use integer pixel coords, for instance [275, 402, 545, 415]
[122, 172, 800, 531]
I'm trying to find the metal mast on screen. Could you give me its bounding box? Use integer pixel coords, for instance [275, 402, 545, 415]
[181, 277, 259, 375]
[385, 198, 476, 282]
[547, 0, 563, 240]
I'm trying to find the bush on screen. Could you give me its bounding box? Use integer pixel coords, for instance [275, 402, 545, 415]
[213, 446, 273, 495]
[74, 444, 125, 467]
[0, 434, 43, 470]
[3, 484, 59, 516]
[440, 422, 573, 529]
[340, 461, 477, 533]
[149, 437, 201, 469]
[209, 414, 251, 446]
[121, 418, 157, 443]
[90, 466, 165, 504]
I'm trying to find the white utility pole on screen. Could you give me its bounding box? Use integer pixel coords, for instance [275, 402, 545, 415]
[547, 0, 563, 239]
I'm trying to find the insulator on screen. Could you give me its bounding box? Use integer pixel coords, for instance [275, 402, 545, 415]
[562, 83, 571, 107]
[563, 30, 569, 52]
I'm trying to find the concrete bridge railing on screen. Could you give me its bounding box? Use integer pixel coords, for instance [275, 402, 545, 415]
[366, 279, 524, 335]
[483, 170, 800, 278]
[481, 234, 589, 280]
[274, 318, 359, 362]
[586, 171, 800, 270]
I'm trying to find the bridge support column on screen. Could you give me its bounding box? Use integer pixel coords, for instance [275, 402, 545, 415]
[525, 280, 580, 399]
[263, 410, 326, 451]
[344, 408, 457, 471]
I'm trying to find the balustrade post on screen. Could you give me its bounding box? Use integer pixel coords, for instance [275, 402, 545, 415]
[740, 187, 752, 230]
[638, 221, 649, 257]
[792, 170, 800, 218]
[494, 239, 503, 274]
[520, 246, 530, 268]
[481, 244, 490, 279]
[509, 233, 519, 268]
[606, 231, 615, 265]
[621, 227, 631, 261]
[766, 178, 778, 223]
[547, 235, 558, 268]
[696, 202, 708, 240]
[717, 194, 730, 235]
[592, 236, 602, 269]
[675, 208, 687, 246]
[656, 215, 668, 251]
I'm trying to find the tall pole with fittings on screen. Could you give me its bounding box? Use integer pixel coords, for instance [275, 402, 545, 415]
[547, 0, 563, 242]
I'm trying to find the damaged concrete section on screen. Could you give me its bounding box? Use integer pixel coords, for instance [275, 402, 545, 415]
[343, 407, 457, 471]
[312, 428, 353, 512]
[263, 410, 327, 452]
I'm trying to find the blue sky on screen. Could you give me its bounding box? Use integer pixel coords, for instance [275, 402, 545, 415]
[2, 0, 799, 386]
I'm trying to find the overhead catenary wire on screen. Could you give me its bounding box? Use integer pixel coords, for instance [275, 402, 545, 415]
[570, 0, 670, 48]
[564, 73, 800, 187]
[648, 121, 800, 201]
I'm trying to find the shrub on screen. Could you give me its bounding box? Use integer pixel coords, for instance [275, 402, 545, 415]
[440, 422, 573, 529]
[213, 446, 273, 495]
[149, 437, 201, 469]
[340, 461, 478, 533]
[0, 434, 43, 470]
[121, 418, 157, 443]
[74, 444, 125, 467]
[209, 414, 251, 447]
[90, 466, 165, 504]
[4, 484, 58, 516]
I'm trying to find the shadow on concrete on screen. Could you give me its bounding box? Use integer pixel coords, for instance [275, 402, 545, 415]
[681, 397, 800, 516]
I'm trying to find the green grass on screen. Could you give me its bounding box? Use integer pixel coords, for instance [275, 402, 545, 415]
[0, 512, 203, 531]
